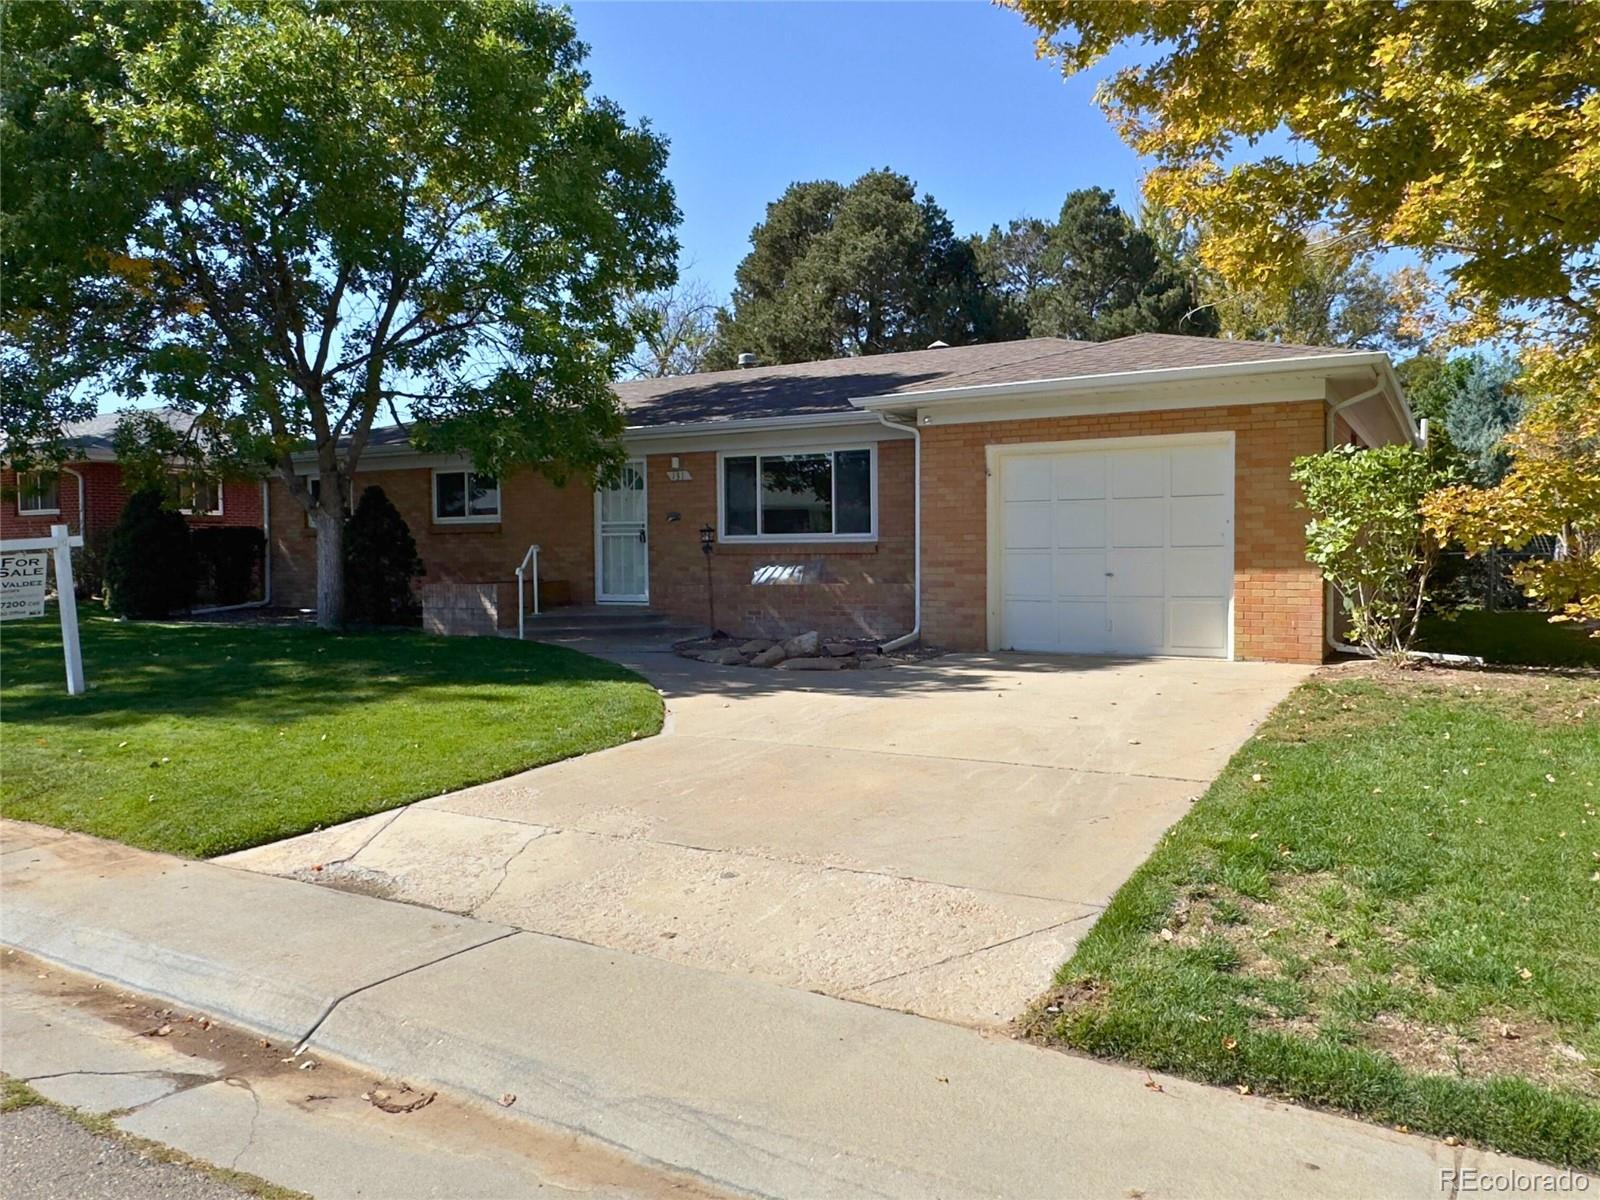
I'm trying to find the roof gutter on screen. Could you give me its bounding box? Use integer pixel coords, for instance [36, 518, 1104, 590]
[851, 350, 1396, 413]
[622, 410, 888, 440]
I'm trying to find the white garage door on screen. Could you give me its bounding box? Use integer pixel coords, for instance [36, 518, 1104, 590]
[996, 437, 1234, 658]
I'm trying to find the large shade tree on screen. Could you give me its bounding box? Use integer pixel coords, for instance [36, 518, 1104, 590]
[1008, 0, 1599, 626]
[973, 187, 1215, 341]
[706, 170, 1005, 367]
[2, 0, 678, 627]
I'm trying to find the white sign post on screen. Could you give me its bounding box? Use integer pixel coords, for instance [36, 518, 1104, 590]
[1, 523, 86, 695]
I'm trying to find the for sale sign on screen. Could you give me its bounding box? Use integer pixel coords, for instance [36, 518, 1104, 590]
[0, 551, 48, 620]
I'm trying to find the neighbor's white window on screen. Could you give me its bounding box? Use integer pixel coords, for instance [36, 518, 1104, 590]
[433, 469, 499, 522]
[17, 471, 61, 516]
[720, 448, 874, 540]
[171, 473, 223, 516]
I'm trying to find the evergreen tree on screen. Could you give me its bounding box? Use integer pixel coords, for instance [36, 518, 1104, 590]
[343, 486, 425, 626]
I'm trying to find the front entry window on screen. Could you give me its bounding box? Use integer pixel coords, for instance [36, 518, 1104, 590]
[720, 448, 874, 540]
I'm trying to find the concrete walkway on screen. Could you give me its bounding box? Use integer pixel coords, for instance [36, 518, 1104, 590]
[3, 820, 1573, 1199]
[223, 645, 1310, 1025]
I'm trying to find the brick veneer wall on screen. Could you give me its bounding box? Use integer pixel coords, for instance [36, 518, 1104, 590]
[643, 441, 915, 640]
[268, 466, 597, 623]
[918, 400, 1328, 663]
[270, 440, 917, 640]
[2, 464, 263, 543]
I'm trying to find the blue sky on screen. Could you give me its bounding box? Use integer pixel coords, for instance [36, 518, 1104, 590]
[569, 1, 1146, 298]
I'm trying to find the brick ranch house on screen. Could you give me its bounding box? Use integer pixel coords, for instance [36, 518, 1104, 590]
[268, 332, 1415, 664]
[0, 408, 266, 551]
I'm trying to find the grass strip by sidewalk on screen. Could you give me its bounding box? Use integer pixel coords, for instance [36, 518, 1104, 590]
[1028, 665, 1600, 1169]
[0, 609, 663, 857]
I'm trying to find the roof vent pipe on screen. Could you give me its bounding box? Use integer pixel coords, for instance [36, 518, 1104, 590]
[737, 352, 758, 369]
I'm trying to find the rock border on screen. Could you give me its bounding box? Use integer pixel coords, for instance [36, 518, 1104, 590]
[675, 630, 897, 671]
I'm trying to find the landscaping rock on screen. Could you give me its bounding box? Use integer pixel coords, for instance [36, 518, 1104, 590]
[696, 647, 748, 666]
[738, 639, 775, 656]
[750, 645, 787, 668]
[781, 630, 821, 658]
[776, 656, 843, 671]
[856, 654, 893, 669]
[822, 641, 856, 657]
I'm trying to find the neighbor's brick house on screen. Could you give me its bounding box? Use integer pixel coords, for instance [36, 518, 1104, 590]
[1, 408, 266, 550]
[269, 333, 1415, 664]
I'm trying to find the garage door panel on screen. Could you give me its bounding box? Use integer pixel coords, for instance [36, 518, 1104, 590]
[1111, 451, 1165, 498]
[1170, 494, 1229, 548]
[1004, 456, 1054, 502]
[996, 439, 1233, 659]
[1054, 550, 1107, 599]
[1110, 497, 1164, 548]
[1168, 547, 1231, 598]
[1004, 502, 1053, 550]
[1170, 445, 1230, 497]
[1109, 599, 1164, 653]
[1169, 599, 1230, 652]
[1054, 455, 1106, 501]
[1003, 550, 1054, 599]
[1055, 499, 1106, 549]
[1002, 599, 1058, 651]
[1058, 601, 1110, 651]
[1108, 548, 1163, 598]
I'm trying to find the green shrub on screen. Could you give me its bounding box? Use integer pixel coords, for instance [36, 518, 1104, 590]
[344, 485, 424, 625]
[191, 526, 265, 606]
[103, 487, 194, 618]
[1291, 444, 1447, 657]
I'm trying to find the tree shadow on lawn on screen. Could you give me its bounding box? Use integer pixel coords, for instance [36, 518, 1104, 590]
[1, 612, 647, 732]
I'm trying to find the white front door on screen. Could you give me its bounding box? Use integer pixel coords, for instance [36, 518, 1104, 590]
[996, 437, 1234, 658]
[595, 460, 649, 603]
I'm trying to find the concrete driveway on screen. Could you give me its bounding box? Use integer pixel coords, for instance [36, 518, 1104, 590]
[222, 647, 1309, 1026]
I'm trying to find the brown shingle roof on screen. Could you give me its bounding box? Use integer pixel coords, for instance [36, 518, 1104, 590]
[900, 332, 1369, 395]
[617, 333, 1371, 427]
[615, 338, 1090, 427]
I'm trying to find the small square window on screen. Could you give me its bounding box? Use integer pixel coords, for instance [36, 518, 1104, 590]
[171, 474, 223, 516]
[433, 470, 499, 522]
[17, 471, 61, 516]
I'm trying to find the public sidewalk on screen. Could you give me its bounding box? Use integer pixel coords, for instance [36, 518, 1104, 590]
[0, 819, 1575, 1199]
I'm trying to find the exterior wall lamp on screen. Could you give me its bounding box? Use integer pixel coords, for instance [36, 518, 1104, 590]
[699, 524, 717, 635]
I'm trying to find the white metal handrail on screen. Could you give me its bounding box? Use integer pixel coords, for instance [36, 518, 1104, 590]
[515, 543, 541, 639]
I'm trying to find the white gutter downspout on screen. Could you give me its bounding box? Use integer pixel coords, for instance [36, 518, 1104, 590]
[876, 413, 921, 652]
[1323, 377, 1388, 657]
[60, 466, 87, 538]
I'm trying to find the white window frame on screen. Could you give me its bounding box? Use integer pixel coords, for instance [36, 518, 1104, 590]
[716, 445, 877, 543]
[171, 472, 224, 517]
[16, 470, 61, 516]
[431, 467, 500, 524]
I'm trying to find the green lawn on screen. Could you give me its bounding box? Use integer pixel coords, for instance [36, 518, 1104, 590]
[1029, 666, 1600, 1169]
[0, 609, 663, 857]
[1419, 610, 1600, 669]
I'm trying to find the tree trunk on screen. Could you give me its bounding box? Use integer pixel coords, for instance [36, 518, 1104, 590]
[314, 505, 345, 629]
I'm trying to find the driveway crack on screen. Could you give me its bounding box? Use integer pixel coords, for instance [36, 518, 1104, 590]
[849, 909, 1104, 992]
[470, 832, 546, 917]
[293, 929, 520, 1052]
